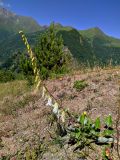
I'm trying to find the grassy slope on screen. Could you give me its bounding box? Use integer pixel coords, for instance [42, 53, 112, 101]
[0, 80, 41, 116]
[0, 80, 29, 100]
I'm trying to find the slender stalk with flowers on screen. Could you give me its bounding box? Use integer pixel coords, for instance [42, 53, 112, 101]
[19, 31, 67, 132]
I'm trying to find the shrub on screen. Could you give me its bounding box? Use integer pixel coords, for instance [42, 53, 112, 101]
[0, 70, 15, 83]
[73, 80, 88, 91]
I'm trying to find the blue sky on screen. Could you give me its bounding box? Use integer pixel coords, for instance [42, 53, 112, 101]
[1, 0, 120, 38]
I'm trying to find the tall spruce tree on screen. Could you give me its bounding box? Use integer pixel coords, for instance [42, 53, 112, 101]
[20, 23, 69, 80]
[35, 22, 66, 79]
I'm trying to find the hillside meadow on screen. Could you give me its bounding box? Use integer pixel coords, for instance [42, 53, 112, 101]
[0, 67, 119, 159]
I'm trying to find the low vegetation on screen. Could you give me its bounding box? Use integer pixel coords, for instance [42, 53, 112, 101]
[0, 70, 15, 83]
[73, 80, 88, 91]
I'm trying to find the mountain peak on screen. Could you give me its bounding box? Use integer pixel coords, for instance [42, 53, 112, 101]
[91, 27, 105, 35]
[86, 27, 105, 36]
[80, 27, 106, 38]
[0, 8, 42, 33]
[0, 7, 15, 17]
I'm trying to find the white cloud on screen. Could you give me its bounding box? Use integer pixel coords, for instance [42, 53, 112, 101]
[0, 0, 11, 8]
[6, 3, 11, 7]
[0, 1, 4, 6]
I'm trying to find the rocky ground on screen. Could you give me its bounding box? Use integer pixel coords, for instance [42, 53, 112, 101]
[0, 68, 120, 159]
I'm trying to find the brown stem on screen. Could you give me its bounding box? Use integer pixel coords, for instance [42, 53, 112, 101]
[116, 100, 120, 159]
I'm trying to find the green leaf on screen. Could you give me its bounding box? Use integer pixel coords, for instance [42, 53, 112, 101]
[79, 114, 85, 125]
[95, 117, 101, 130]
[102, 129, 115, 136]
[90, 129, 99, 137]
[104, 114, 113, 128]
[87, 118, 93, 127]
[75, 131, 81, 140]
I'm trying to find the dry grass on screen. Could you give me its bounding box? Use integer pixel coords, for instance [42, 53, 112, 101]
[71, 64, 120, 75]
[0, 80, 30, 101]
[0, 80, 40, 116]
[0, 93, 40, 116]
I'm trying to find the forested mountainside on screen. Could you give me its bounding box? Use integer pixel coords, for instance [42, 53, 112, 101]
[0, 8, 120, 68]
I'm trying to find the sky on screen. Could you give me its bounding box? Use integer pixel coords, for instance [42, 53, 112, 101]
[1, 0, 120, 38]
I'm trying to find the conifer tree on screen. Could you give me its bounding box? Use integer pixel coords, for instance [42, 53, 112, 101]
[20, 22, 69, 80]
[35, 22, 66, 79]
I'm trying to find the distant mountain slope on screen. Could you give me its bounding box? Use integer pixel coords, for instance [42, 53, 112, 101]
[79, 27, 120, 64]
[57, 28, 94, 62]
[0, 31, 45, 66]
[80, 27, 120, 47]
[1, 26, 120, 69]
[0, 7, 42, 42]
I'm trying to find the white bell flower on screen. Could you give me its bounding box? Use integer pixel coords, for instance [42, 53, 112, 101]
[46, 96, 53, 107]
[61, 110, 65, 123]
[42, 87, 46, 98]
[44, 94, 49, 101]
[52, 102, 59, 115]
[57, 110, 60, 119]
